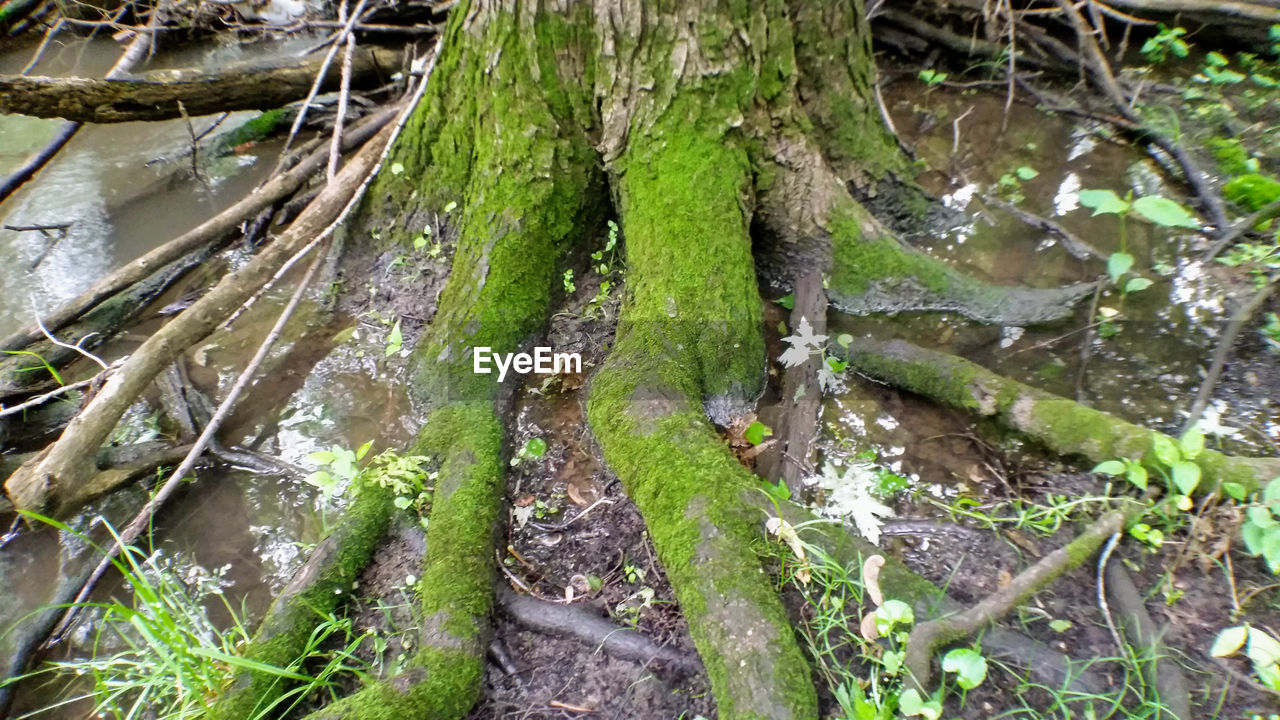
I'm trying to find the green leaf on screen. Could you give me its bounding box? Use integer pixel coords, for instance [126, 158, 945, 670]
[882, 649, 903, 675]
[1247, 505, 1277, 529]
[898, 689, 941, 720]
[1179, 426, 1205, 460]
[1206, 51, 1229, 67]
[876, 599, 914, 635]
[837, 333, 853, 348]
[1107, 252, 1135, 283]
[1263, 531, 1280, 574]
[942, 648, 989, 689]
[1264, 478, 1280, 505]
[1049, 619, 1073, 633]
[1247, 627, 1280, 666]
[1211, 625, 1249, 657]
[524, 437, 547, 459]
[1171, 461, 1201, 495]
[356, 440, 374, 461]
[385, 319, 403, 357]
[1243, 521, 1269, 556]
[1078, 188, 1129, 215]
[390, 162, 405, 176]
[1223, 482, 1247, 501]
[1015, 166, 1039, 180]
[1132, 196, 1200, 229]
[1126, 463, 1149, 490]
[1092, 460, 1126, 476]
[307, 450, 336, 465]
[393, 496, 413, 509]
[1124, 277, 1153, 293]
[443, 201, 458, 213]
[744, 420, 772, 446]
[777, 293, 795, 310]
[1152, 434, 1181, 466]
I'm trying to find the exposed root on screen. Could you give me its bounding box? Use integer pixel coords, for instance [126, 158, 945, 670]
[903, 509, 1132, 692]
[844, 337, 1280, 495]
[495, 583, 699, 674]
[755, 135, 1094, 326]
[1103, 554, 1193, 720]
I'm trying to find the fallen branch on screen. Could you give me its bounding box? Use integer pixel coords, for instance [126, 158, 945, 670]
[0, 46, 400, 123]
[844, 337, 1280, 495]
[903, 509, 1131, 691]
[0, 105, 397, 354]
[46, 241, 328, 641]
[1103, 557, 1193, 720]
[5, 119, 395, 516]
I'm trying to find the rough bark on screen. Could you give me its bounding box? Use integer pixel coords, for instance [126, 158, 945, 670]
[0, 47, 401, 123]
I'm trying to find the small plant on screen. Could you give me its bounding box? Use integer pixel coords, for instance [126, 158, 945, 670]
[1093, 425, 1204, 501]
[1140, 25, 1189, 63]
[584, 220, 623, 318]
[995, 165, 1038, 204]
[510, 436, 547, 467]
[917, 68, 948, 87]
[562, 269, 576, 294]
[779, 318, 851, 392]
[306, 443, 435, 520]
[1197, 51, 1247, 85]
[1230, 476, 1280, 574]
[384, 318, 403, 357]
[1261, 312, 1280, 352]
[1216, 241, 1280, 288]
[6, 514, 367, 720]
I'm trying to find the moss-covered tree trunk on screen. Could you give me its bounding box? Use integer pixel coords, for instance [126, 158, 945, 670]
[206, 1, 1100, 718]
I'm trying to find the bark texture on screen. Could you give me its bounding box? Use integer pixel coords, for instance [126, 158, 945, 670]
[0, 48, 401, 122]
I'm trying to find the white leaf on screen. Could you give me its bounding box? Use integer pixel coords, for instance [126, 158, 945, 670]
[806, 461, 895, 545]
[779, 345, 812, 368]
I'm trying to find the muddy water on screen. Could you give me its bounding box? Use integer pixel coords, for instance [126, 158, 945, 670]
[809, 83, 1277, 510]
[0, 31, 422, 705]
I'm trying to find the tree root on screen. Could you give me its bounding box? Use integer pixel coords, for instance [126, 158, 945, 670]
[1103, 558, 1193, 720]
[495, 583, 699, 674]
[844, 337, 1280, 495]
[903, 509, 1132, 692]
[205, 486, 394, 720]
[754, 134, 1095, 326]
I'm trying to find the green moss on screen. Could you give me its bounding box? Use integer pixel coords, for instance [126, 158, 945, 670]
[207, 486, 393, 720]
[1224, 173, 1280, 211]
[1208, 137, 1251, 176]
[829, 211, 949, 298]
[614, 106, 764, 401]
[303, 647, 483, 720]
[587, 346, 817, 719]
[212, 108, 289, 156]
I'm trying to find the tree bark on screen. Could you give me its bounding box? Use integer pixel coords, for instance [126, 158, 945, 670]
[0, 47, 400, 123]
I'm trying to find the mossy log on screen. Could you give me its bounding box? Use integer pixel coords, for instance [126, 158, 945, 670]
[0, 48, 402, 123]
[844, 337, 1280, 495]
[205, 487, 394, 720]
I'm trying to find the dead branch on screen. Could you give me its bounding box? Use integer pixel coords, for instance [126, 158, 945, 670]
[4, 120, 395, 516]
[0, 105, 398, 354]
[0, 46, 400, 123]
[903, 509, 1131, 691]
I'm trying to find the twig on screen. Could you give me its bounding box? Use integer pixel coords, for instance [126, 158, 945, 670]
[1096, 531, 1124, 654]
[271, 0, 371, 175]
[0, 372, 101, 417]
[35, 311, 108, 371]
[1201, 198, 1280, 262]
[327, 13, 357, 181]
[45, 242, 329, 644]
[19, 15, 62, 74]
[176, 100, 210, 191]
[1076, 279, 1105, 403]
[984, 195, 1104, 260]
[1182, 276, 1277, 434]
[903, 508, 1133, 692]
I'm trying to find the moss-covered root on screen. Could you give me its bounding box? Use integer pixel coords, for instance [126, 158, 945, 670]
[847, 337, 1280, 495]
[205, 487, 393, 719]
[585, 128, 815, 718]
[304, 402, 503, 720]
[754, 135, 1094, 326]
